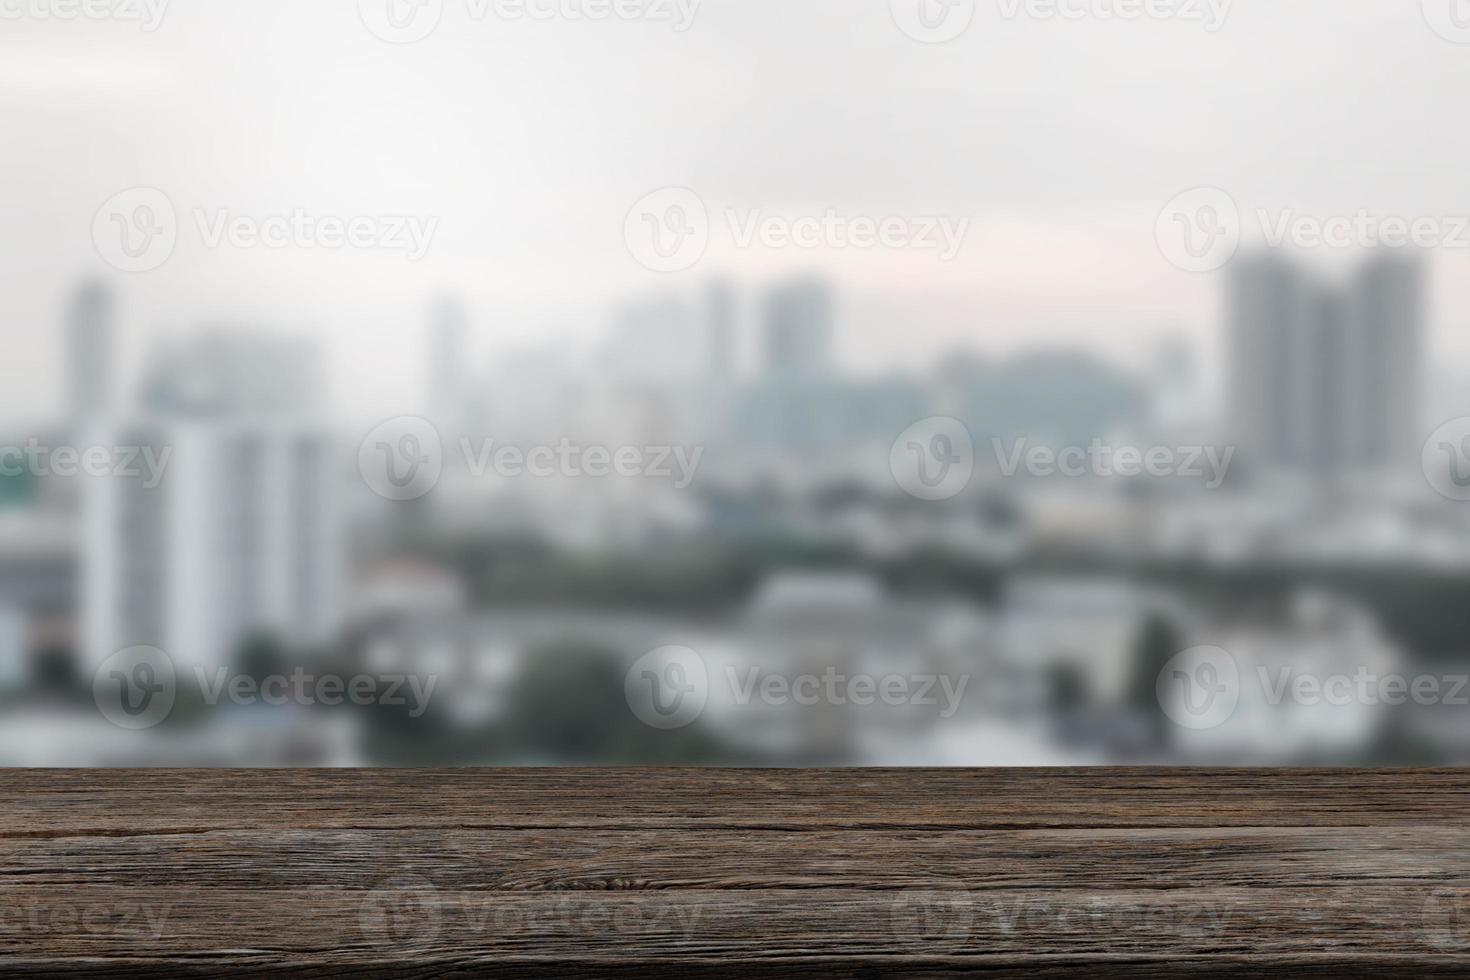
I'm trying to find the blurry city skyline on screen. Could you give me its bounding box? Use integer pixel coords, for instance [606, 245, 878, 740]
[6, 1, 1470, 419]
[5, 0, 1470, 767]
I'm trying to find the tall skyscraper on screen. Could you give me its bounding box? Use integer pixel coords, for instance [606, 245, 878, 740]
[84, 332, 342, 673]
[67, 281, 112, 421]
[1228, 252, 1423, 480]
[762, 277, 834, 381]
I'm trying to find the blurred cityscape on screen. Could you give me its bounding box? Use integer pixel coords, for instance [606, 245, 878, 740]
[4, 246, 1470, 767]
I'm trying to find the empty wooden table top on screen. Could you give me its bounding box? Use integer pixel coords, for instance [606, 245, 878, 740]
[2, 768, 1469, 976]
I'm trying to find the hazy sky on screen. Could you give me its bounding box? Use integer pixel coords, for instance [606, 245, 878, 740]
[3, 0, 1470, 417]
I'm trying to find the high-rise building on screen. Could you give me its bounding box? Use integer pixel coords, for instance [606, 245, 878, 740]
[762, 277, 834, 381]
[1228, 252, 1423, 480]
[83, 332, 342, 673]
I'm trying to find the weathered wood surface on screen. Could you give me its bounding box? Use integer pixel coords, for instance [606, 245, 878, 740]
[2, 769, 1469, 976]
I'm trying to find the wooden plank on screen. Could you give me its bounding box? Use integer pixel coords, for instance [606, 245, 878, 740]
[1, 770, 1468, 976]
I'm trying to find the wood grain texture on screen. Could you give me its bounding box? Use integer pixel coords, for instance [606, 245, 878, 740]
[2, 769, 1469, 977]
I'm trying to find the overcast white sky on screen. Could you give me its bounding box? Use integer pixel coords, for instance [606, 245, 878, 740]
[3, 0, 1470, 417]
